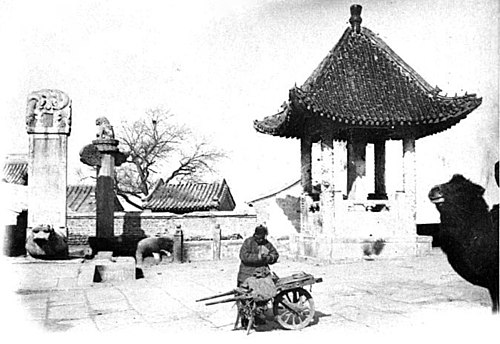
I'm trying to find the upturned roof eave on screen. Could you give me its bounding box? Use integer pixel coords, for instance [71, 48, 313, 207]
[254, 94, 482, 141]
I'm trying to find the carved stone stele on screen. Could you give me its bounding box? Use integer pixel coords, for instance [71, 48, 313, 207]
[26, 89, 72, 134]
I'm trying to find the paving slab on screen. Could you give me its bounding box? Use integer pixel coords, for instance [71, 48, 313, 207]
[1, 248, 497, 340]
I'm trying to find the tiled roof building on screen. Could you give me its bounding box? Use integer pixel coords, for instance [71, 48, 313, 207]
[252, 5, 481, 261]
[143, 179, 236, 213]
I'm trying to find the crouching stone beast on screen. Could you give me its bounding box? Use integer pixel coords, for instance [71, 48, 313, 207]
[26, 224, 68, 259]
[135, 236, 174, 267]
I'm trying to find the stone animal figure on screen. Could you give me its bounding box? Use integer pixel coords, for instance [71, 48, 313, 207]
[428, 174, 499, 313]
[95, 116, 115, 139]
[25, 224, 68, 259]
[135, 236, 174, 267]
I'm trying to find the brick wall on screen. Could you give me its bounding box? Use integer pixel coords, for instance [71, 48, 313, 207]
[182, 238, 290, 262]
[67, 210, 257, 245]
[182, 240, 244, 262]
[66, 210, 291, 262]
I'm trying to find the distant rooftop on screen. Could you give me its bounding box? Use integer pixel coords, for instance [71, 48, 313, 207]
[143, 179, 236, 213]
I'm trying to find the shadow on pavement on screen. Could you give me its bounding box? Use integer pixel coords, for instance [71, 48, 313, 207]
[135, 267, 144, 279]
[251, 308, 330, 332]
[310, 310, 331, 326]
[44, 319, 74, 332]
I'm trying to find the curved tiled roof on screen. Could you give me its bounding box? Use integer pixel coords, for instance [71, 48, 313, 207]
[2, 161, 28, 185]
[143, 179, 236, 213]
[254, 12, 481, 142]
[67, 185, 124, 213]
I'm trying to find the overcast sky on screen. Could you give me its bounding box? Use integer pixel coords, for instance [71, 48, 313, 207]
[1, 0, 498, 222]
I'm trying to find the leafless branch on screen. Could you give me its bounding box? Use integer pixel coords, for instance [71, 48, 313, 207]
[115, 108, 226, 196]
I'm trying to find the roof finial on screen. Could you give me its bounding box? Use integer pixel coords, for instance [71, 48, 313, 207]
[349, 4, 363, 33]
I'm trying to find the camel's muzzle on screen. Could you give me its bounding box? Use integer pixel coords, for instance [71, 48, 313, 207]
[428, 187, 445, 204]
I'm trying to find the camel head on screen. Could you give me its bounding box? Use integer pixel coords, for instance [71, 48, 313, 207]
[428, 174, 487, 215]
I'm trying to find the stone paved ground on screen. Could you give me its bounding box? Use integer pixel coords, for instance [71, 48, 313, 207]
[1, 248, 498, 342]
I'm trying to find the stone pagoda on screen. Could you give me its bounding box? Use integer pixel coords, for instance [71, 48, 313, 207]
[254, 5, 482, 260]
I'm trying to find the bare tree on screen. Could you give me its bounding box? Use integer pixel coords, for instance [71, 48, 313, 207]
[116, 108, 226, 197]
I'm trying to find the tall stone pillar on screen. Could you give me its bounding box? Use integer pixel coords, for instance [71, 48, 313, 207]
[25, 89, 72, 258]
[347, 136, 367, 200]
[82, 118, 127, 254]
[402, 137, 417, 235]
[91, 117, 127, 239]
[93, 139, 119, 238]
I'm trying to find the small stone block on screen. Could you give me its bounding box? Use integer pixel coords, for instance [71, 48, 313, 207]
[77, 263, 98, 287]
[93, 257, 136, 283]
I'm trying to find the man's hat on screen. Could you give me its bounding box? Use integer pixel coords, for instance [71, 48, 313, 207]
[254, 225, 268, 236]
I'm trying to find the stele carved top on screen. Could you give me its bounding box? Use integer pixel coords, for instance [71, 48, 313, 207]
[26, 89, 72, 134]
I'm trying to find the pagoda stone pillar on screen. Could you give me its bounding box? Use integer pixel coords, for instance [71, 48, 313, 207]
[320, 132, 335, 234]
[347, 136, 367, 200]
[300, 131, 313, 194]
[25, 89, 72, 258]
[299, 131, 313, 235]
[370, 140, 387, 200]
[316, 132, 336, 260]
[402, 137, 417, 235]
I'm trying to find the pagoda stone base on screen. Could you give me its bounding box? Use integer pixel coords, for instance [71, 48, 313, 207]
[289, 234, 432, 262]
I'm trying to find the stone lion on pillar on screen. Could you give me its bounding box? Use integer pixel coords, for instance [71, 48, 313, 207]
[95, 116, 115, 140]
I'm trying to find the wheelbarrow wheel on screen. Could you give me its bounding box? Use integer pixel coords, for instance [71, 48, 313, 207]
[273, 288, 315, 330]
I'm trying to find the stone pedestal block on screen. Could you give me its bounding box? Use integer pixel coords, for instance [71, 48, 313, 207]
[78, 253, 136, 285]
[93, 258, 135, 283]
[292, 234, 432, 262]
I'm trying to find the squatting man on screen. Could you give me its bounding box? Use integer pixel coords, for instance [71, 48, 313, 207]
[236, 225, 279, 327]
